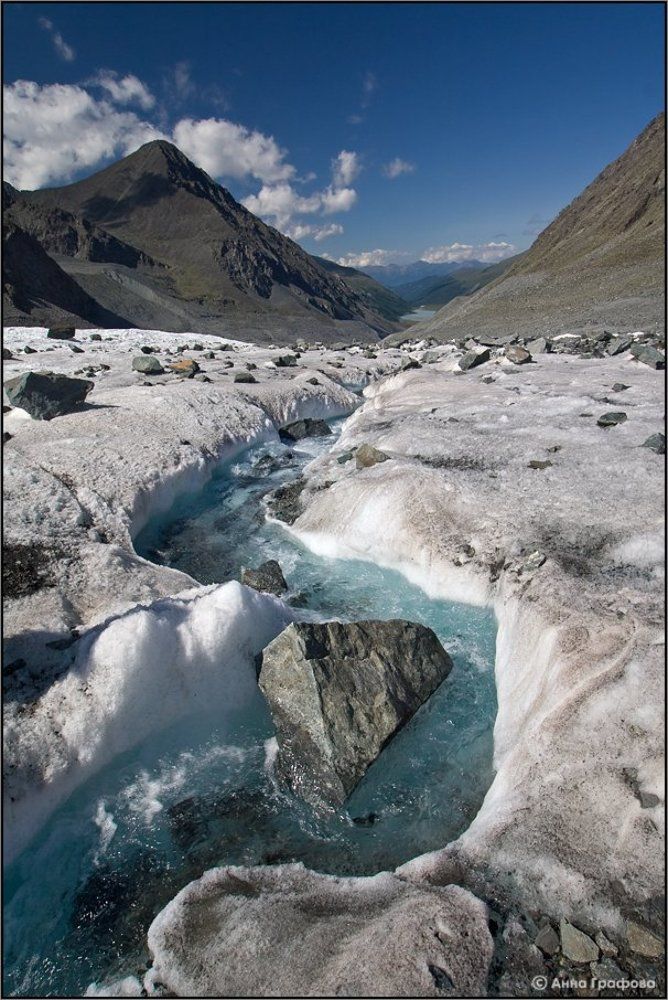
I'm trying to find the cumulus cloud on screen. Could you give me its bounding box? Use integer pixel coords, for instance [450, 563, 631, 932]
[284, 223, 344, 242]
[421, 241, 516, 263]
[3, 80, 165, 189]
[334, 249, 412, 268]
[332, 150, 360, 188]
[361, 71, 378, 108]
[38, 17, 76, 62]
[91, 71, 155, 110]
[382, 157, 415, 179]
[173, 118, 294, 183]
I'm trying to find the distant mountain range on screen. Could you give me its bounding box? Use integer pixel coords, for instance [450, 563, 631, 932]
[401, 112, 665, 343]
[394, 256, 520, 308]
[3, 141, 402, 344]
[359, 259, 490, 288]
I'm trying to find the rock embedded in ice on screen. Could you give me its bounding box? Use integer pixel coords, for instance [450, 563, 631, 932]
[275, 353, 298, 367]
[630, 344, 666, 369]
[241, 559, 288, 596]
[505, 344, 532, 365]
[279, 418, 331, 442]
[355, 442, 388, 469]
[3, 347, 13, 359]
[625, 921, 664, 958]
[168, 358, 200, 376]
[597, 411, 627, 427]
[459, 347, 491, 371]
[611, 382, 630, 392]
[559, 920, 599, 963]
[4, 371, 94, 420]
[527, 459, 553, 470]
[46, 324, 76, 340]
[132, 355, 164, 375]
[258, 619, 453, 809]
[266, 477, 306, 524]
[233, 371, 257, 383]
[642, 432, 666, 455]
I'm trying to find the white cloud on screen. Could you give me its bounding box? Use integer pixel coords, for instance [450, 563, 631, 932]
[320, 185, 357, 214]
[421, 241, 516, 263]
[382, 157, 415, 179]
[92, 71, 155, 110]
[361, 71, 378, 108]
[332, 150, 360, 187]
[284, 223, 344, 242]
[242, 183, 322, 228]
[335, 249, 412, 268]
[173, 118, 295, 183]
[38, 17, 76, 62]
[3, 80, 165, 189]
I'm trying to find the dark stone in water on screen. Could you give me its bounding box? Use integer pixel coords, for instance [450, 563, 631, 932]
[241, 559, 288, 596]
[266, 477, 306, 525]
[279, 418, 331, 442]
[258, 619, 453, 809]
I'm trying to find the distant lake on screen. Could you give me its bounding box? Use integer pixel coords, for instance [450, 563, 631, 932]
[400, 307, 437, 324]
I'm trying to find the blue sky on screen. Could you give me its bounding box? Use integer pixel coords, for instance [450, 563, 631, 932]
[3, 2, 665, 265]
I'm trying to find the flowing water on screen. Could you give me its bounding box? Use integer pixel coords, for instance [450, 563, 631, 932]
[3, 418, 498, 997]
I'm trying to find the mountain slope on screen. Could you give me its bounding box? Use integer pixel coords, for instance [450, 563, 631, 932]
[403, 113, 665, 343]
[13, 141, 396, 342]
[395, 256, 520, 308]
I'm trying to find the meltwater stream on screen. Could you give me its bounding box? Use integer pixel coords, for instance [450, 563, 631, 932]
[4, 418, 497, 998]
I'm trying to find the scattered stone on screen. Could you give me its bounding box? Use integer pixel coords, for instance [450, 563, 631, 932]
[168, 359, 200, 377]
[527, 337, 550, 354]
[595, 932, 618, 957]
[3, 371, 93, 420]
[132, 355, 164, 375]
[363, 350, 376, 359]
[505, 344, 532, 365]
[275, 354, 298, 367]
[193, 373, 212, 382]
[233, 372, 257, 383]
[523, 551, 547, 572]
[625, 921, 663, 958]
[355, 443, 389, 469]
[266, 477, 306, 524]
[203, 351, 216, 359]
[23, 346, 37, 354]
[428, 965, 454, 991]
[306, 377, 320, 385]
[3, 347, 14, 360]
[3, 431, 12, 443]
[528, 459, 553, 470]
[89, 333, 102, 341]
[241, 560, 288, 596]
[606, 336, 633, 356]
[639, 790, 661, 807]
[459, 347, 490, 371]
[218, 343, 234, 351]
[258, 619, 453, 808]
[246, 363, 257, 370]
[642, 433, 666, 455]
[279, 418, 331, 442]
[560, 920, 600, 964]
[192, 343, 204, 351]
[46, 324, 75, 340]
[630, 344, 665, 369]
[597, 411, 627, 428]
[69, 344, 85, 354]
[535, 924, 560, 956]
[140, 345, 156, 354]
[336, 449, 356, 465]
[590, 958, 625, 983]
[400, 358, 421, 371]
[611, 383, 630, 392]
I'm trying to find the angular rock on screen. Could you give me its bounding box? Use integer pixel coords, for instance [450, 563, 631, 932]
[597, 411, 627, 427]
[89, 333, 103, 342]
[630, 344, 665, 369]
[4, 371, 93, 420]
[560, 920, 599, 963]
[241, 560, 288, 596]
[528, 459, 553, 470]
[266, 477, 306, 524]
[594, 932, 618, 957]
[132, 355, 164, 375]
[69, 345, 85, 354]
[3, 347, 13, 360]
[611, 383, 630, 392]
[505, 344, 532, 365]
[275, 354, 298, 367]
[168, 359, 200, 377]
[279, 418, 331, 442]
[258, 619, 453, 808]
[46, 324, 75, 340]
[527, 337, 550, 354]
[355, 443, 389, 469]
[459, 348, 490, 371]
[626, 921, 663, 958]
[606, 336, 633, 356]
[535, 924, 560, 956]
[233, 372, 257, 383]
[23, 346, 37, 354]
[642, 433, 666, 455]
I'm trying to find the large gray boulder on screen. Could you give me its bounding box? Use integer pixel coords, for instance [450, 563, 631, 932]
[132, 355, 164, 374]
[279, 418, 331, 442]
[4, 371, 93, 420]
[258, 619, 453, 809]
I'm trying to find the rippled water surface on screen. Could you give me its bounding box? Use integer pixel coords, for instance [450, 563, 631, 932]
[4, 421, 497, 997]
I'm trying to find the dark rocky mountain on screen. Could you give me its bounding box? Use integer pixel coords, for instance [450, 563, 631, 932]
[401, 113, 666, 344]
[3, 142, 400, 343]
[315, 256, 409, 321]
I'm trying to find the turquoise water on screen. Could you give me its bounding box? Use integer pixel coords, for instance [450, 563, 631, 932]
[3, 421, 497, 997]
